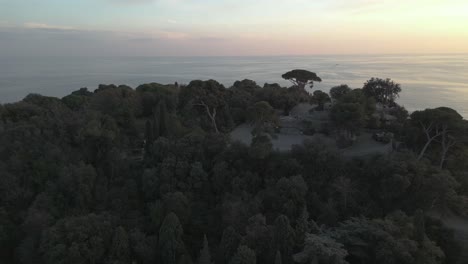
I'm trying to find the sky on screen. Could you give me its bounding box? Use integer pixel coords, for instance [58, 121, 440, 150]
[1, 0, 468, 56]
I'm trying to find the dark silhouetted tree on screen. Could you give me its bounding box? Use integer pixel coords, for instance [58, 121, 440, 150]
[159, 213, 186, 264]
[330, 85, 352, 101]
[362, 78, 401, 104]
[198, 235, 211, 264]
[282, 70, 322, 89]
[109, 226, 130, 264]
[229, 245, 256, 264]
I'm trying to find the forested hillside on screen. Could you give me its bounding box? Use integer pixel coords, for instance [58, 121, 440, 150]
[1, 76, 468, 264]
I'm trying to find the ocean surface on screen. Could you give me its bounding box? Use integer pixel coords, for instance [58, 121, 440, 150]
[1, 54, 468, 117]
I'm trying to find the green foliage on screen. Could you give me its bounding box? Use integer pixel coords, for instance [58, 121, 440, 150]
[247, 101, 277, 127]
[330, 85, 352, 101]
[159, 213, 186, 264]
[275, 251, 282, 264]
[229, 245, 256, 264]
[136, 82, 179, 116]
[217, 226, 241, 264]
[312, 90, 331, 111]
[39, 214, 115, 264]
[407, 107, 466, 167]
[293, 233, 348, 264]
[0, 77, 466, 264]
[228, 80, 261, 124]
[329, 214, 444, 264]
[249, 134, 273, 159]
[254, 83, 311, 115]
[273, 215, 295, 264]
[109, 226, 130, 263]
[198, 235, 211, 264]
[330, 89, 374, 140]
[362, 78, 401, 104]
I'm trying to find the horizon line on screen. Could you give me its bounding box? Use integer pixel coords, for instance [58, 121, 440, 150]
[1, 52, 468, 59]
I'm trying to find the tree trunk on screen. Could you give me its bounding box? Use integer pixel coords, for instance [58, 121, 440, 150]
[439, 149, 448, 169]
[417, 122, 441, 161]
[438, 130, 456, 169]
[417, 138, 434, 161]
[196, 102, 220, 134]
[205, 105, 219, 134]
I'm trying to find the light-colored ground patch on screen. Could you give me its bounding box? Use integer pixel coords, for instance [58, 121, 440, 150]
[230, 124, 391, 156]
[340, 132, 392, 157]
[231, 103, 392, 157]
[230, 124, 329, 151]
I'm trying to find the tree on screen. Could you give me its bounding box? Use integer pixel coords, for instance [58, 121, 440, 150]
[273, 215, 295, 264]
[109, 226, 130, 264]
[153, 100, 170, 138]
[198, 235, 211, 264]
[275, 251, 282, 264]
[217, 226, 241, 264]
[159, 213, 186, 264]
[136, 82, 178, 117]
[145, 120, 154, 153]
[330, 85, 352, 101]
[295, 207, 311, 247]
[362, 78, 401, 104]
[163, 192, 191, 225]
[247, 101, 278, 135]
[433, 108, 466, 168]
[179, 80, 227, 133]
[312, 90, 331, 111]
[330, 215, 444, 264]
[249, 134, 273, 159]
[248, 101, 277, 127]
[39, 214, 114, 264]
[409, 107, 464, 166]
[275, 176, 308, 220]
[332, 177, 354, 211]
[255, 84, 310, 115]
[228, 80, 261, 124]
[293, 233, 348, 264]
[244, 214, 273, 262]
[129, 229, 157, 264]
[330, 101, 365, 143]
[282, 70, 322, 89]
[413, 210, 426, 243]
[0, 104, 5, 124]
[229, 245, 256, 264]
[330, 89, 374, 145]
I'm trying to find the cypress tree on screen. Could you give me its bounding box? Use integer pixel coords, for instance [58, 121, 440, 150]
[217, 226, 241, 264]
[274, 251, 282, 264]
[158, 100, 169, 137]
[198, 234, 211, 264]
[229, 245, 256, 264]
[159, 213, 185, 264]
[414, 209, 426, 243]
[153, 106, 161, 140]
[274, 215, 295, 264]
[109, 226, 130, 263]
[145, 120, 154, 152]
[295, 207, 310, 247]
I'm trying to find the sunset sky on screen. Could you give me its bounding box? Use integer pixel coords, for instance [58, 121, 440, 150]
[1, 0, 468, 56]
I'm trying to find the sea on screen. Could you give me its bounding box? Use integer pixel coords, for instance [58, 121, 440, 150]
[1, 54, 468, 117]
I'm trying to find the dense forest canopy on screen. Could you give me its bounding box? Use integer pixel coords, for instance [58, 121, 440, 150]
[0, 72, 468, 264]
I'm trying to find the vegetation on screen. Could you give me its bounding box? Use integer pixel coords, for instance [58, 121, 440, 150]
[0, 72, 467, 264]
[362, 78, 401, 105]
[282, 70, 322, 89]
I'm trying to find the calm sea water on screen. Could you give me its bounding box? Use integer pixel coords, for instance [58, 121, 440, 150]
[1, 54, 468, 117]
